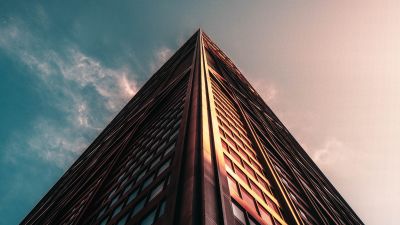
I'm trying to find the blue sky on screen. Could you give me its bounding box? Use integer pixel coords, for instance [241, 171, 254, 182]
[1, 1, 399, 224]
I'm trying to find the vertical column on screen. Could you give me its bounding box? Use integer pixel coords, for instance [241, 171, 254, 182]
[200, 32, 236, 225]
[167, 32, 201, 225]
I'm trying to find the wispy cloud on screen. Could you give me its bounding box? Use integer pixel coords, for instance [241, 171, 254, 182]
[0, 19, 138, 168]
[257, 82, 278, 102]
[312, 137, 346, 166]
[150, 46, 173, 73]
[27, 119, 88, 168]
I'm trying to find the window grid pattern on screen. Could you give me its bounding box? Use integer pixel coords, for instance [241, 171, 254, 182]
[80, 76, 188, 225]
[245, 102, 352, 224]
[203, 34, 361, 223]
[218, 62, 361, 224]
[210, 75, 286, 225]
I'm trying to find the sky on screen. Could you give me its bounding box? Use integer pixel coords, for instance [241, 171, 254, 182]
[0, 1, 399, 224]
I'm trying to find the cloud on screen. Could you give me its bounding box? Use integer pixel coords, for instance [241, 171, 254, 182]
[307, 136, 369, 184]
[57, 48, 138, 111]
[251, 79, 278, 103]
[312, 137, 346, 166]
[150, 46, 173, 73]
[0, 20, 138, 168]
[27, 119, 88, 168]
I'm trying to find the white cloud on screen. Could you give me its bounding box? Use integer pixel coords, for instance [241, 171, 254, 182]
[251, 79, 278, 103]
[0, 20, 139, 168]
[312, 137, 345, 166]
[150, 46, 173, 73]
[56, 48, 138, 111]
[27, 119, 88, 168]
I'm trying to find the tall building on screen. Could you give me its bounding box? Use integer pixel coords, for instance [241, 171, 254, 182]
[22, 30, 363, 225]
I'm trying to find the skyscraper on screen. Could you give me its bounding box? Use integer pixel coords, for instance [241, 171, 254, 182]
[22, 30, 363, 225]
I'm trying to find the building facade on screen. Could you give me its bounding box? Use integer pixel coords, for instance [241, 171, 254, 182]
[21, 30, 363, 225]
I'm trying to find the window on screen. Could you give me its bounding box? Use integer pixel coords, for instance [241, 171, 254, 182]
[252, 161, 262, 173]
[169, 129, 179, 141]
[111, 194, 119, 206]
[172, 119, 181, 130]
[117, 213, 129, 225]
[149, 181, 164, 201]
[244, 164, 256, 178]
[142, 174, 154, 189]
[224, 156, 233, 170]
[137, 170, 146, 182]
[258, 177, 269, 190]
[99, 217, 108, 225]
[97, 208, 106, 219]
[221, 140, 228, 151]
[157, 142, 166, 153]
[219, 127, 225, 136]
[108, 190, 116, 199]
[238, 147, 249, 161]
[144, 154, 154, 165]
[132, 198, 146, 217]
[127, 189, 139, 204]
[131, 167, 140, 177]
[164, 144, 174, 156]
[150, 156, 161, 169]
[241, 189, 256, 210]
[235, 167, 248, 185]
[157, 160, 170, 176]
[249, 217, 260, 225]
[231, 150, 242, 165]
[250, 181, 263, 200]
[232, 202, 246, 224]
[226, 136, 236, 149]
[112, 204, 122, 218]
[227, 175, 239, 195]
[266, 198, 279, 214]
[158, 200, 166, 217]
[140, 209, 157, 225]
[259, 206, 274, 225]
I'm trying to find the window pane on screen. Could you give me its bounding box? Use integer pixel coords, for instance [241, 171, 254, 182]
[235, 167, 248, 185]
[259, 206, 274, 225]
[241, 189, 256, 210]
[244, 163, 255, 178]
[124, 182, 133, 194]
[140, 209, 157, 225]
[132, 198, 146, 217]
[227, 175, 239, 195]
[238, 147, 249, 161]
[250, 181, 263, 200]
[150, 156, 161, 169]
[164, 144, 175, 155]
[142, 174, 154, 189]
[231, 202, 246, 224]
[157, 160, 170, 176]
[149, 181, 164, 201]
[98, 208, 106, 218]
[231, 150, 242, 164]
[112, 204, 122, 218]
[158, 201, 166, 217]
[249, 217, 260, 225]
[226, 136, 236, 148]
[117, 214, 129, 225]
[111, 194, 119, 206]
[224, 156, 233, 170]
[137, 170, 146, 181]
[221, 140, 228, 151]
[258, 177, 268, 190]
[266, 198, 279, 214]
[100, 218, 108, 225]
[127, 189, 138, 204]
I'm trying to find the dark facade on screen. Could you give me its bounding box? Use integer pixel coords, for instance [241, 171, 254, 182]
[21, 30, 363, 225]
